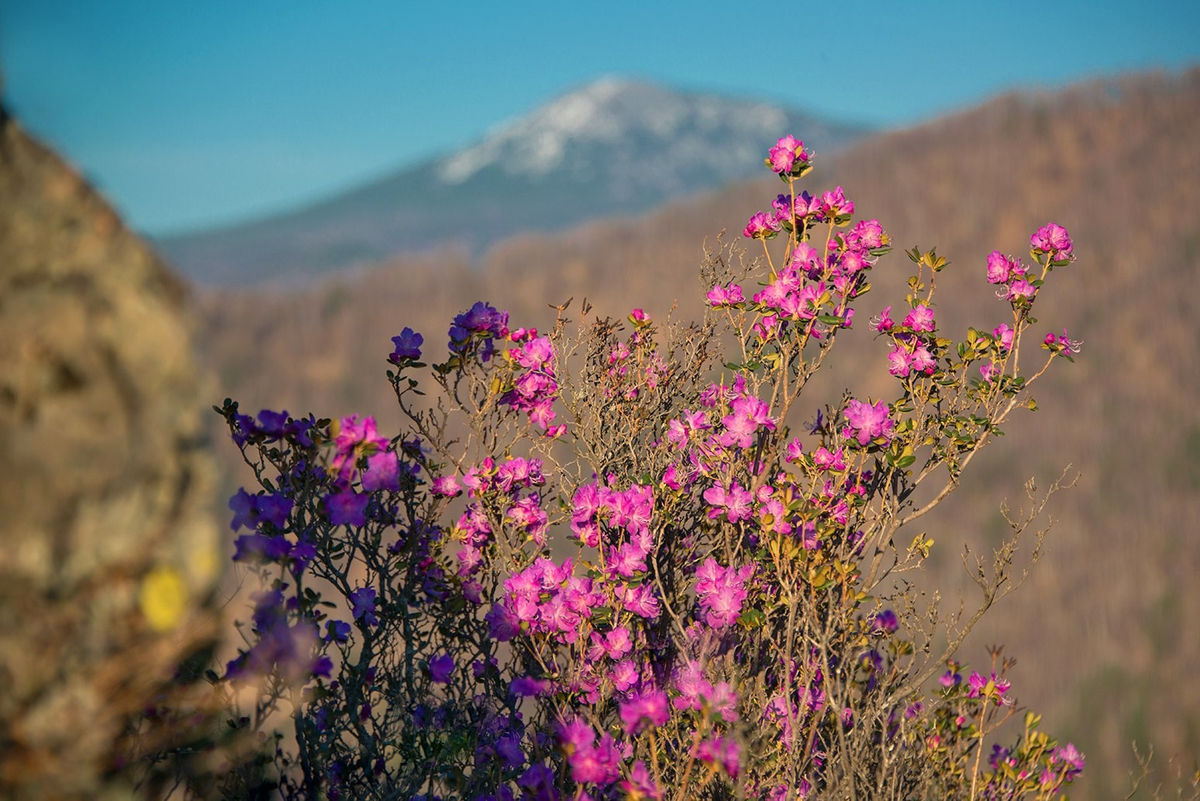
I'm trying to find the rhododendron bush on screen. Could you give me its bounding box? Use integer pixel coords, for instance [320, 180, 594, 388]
[205, 137, 1085, 800]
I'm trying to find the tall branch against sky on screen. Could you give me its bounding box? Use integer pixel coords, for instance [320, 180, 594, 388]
[1, 0, 1197, 235]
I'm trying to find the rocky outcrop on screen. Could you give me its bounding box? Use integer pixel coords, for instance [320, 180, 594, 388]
[0, 102, 223, 799]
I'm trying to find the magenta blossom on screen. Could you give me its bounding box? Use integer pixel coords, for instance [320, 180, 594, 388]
[986, 251, 1017, 285]
[887, 347, 912, 378]
[1031, 222, 1074, 262]
[1005, 278, 1037, 303]
[619, 689, 669, 734]
[872, 305, 895, 333]
[767, 134, 809, 174]
[707, 282, 745, 307]
[743, 211, 781, 240]
[903, 304, 935, 333]
[844, 399, 895, 446]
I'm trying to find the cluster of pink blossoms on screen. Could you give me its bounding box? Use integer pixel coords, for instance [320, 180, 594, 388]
[986, 250, 1038, 304]
[725, 215, 887, 346]
[504, 329, 566, 437]
[606, 324, 668, 401]
[874, 302, 940, 379]
[693, 558, 756, 628]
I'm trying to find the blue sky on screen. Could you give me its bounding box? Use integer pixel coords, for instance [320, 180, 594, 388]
[2, 1, 1197, 236]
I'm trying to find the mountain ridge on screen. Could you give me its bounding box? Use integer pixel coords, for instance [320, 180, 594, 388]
[156, 77, 871, 285]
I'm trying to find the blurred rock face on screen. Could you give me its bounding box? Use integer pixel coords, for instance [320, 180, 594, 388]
[0, 104, 221, 799]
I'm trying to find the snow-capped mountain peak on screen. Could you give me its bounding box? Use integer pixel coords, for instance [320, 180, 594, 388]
[437, 78, 801, 185]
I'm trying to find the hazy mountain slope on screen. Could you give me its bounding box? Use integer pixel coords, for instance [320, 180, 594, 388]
[196, 67, 1200, 799]
[158, 78, 869, 285]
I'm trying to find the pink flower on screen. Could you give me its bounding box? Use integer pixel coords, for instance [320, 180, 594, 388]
[887, 347, 912, 378]
[813, 447, 846, 471]
[851, 218, 886, 249]
[767, 135, 808, 174]
[772, 190, 814, 225]
[910, 345, 936, 375]
[992, 323, 1014, 351]
[1031, 222, 1074, 262]
[743, 211, 781, 239]
[844, 399, 894, 447]
[986, 251, 1016, 284]
[1005, 279, 1037, 303]
[706, 282, 745, 306]
[979, 363, 1000, 382]
[814, 186, 854, 221]
[431, 474, 461, 496]
[903, 304, 935, 333]
[694, 558, 755, 629]
[704, 482, 753, 523]
[619, 689, 669, 734]
[871, 305, 895, 333]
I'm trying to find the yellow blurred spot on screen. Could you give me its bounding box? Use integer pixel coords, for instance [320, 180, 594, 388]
[139, 565, 189, 631]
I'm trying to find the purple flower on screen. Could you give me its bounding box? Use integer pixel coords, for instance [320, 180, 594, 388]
[326, 490, 370, 527]
[428, 653, 454, 684]
[873, 609, 899, 634]
[510, 675, 551, 697]
[228, 489, 257, 532]
[350, 587, 378, 627]
[362, 450, 401, 492]
[325, 620, 351, 643]
[255, 409, 289, 439]
[389, 327, 423, 363]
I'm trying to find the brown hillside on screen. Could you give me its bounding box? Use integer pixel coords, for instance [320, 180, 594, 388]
[195, 67, 1200, 798]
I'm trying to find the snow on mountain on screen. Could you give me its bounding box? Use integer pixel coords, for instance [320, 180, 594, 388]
[159, 77, 869, 285]
[438, 77, 794, 185]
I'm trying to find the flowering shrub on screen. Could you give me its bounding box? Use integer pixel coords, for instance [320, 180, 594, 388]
[210, 136, 1084, 800]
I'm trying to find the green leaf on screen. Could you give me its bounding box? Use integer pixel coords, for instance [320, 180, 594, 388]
[738, 607, 766, 629]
